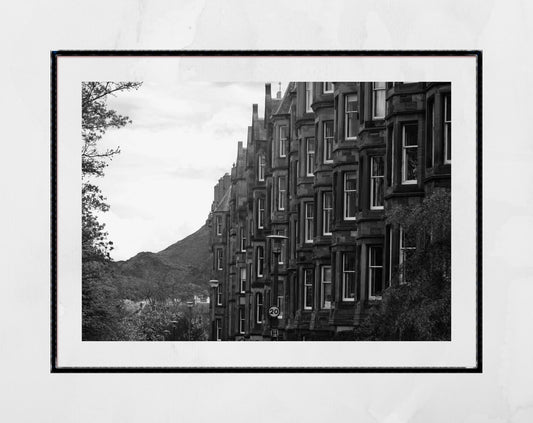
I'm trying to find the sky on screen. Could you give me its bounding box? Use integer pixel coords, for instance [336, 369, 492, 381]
[97, 81, 285, 261]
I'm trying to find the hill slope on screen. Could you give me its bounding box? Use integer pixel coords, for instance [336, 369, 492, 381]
[111, 225, 212, 301]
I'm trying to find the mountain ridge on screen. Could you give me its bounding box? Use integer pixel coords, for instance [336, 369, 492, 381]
[110, 224, 212, 300]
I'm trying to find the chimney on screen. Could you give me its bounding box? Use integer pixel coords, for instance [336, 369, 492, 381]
[252, 103, 258, 122]
[277, 82, 282, 99]
[265, 83, 271, 99]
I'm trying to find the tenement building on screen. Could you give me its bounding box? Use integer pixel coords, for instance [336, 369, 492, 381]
[207, 81, 451, 341]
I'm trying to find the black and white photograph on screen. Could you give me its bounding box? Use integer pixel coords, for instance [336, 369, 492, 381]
[53, 53, 479, 370]
[7, 0, 533, 421]
[80, 79, 453, 344]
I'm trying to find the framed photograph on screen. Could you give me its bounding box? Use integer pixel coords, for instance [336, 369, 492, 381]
[51, 51, 481, 372]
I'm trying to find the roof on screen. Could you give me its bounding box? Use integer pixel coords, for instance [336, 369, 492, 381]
[214, 185, 231, 212]
[273, 82, 295, 115]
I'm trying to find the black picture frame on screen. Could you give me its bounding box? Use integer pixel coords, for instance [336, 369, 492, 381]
[51, 50, 482, 373]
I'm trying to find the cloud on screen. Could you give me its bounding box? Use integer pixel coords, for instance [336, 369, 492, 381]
[97, 80, 282, 260]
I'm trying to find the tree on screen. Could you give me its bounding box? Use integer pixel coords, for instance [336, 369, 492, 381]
[353, 189, 451, 341]
[81, 82, 142, 341]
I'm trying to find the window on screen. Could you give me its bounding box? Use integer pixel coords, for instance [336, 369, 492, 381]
[321, 266, 332, 309]
[257, 198, 265, 229]
[323, 82, 334, 93]
[387, 227, 393, 288]
[368, 246, 384, 299]
[238, 307, 245, 334]
[372, 82, 386, 119]
[426, 99, 435, 168]
[401, 123, 418, 184]
[344, 172, 357, 220]
[306, 138, 315, 176]
[258, 155, 266, 181]
[304, 269, 314, 310]
[323, 121, 334, 163]
[215, 215, 222, 235]
[239, 267, 246, 293]
[277, 295, 284, 318]
[399, 227, 416, 284]
[278, 176, 286, 210]
[444, 94, 451, 163]
[216, 248, 223, 270]
[240, 226, 246, 252]
[216, 284, 222, 306]
[370, 156, 384, 210]
[342, 253, 356, 301]
[275, 229, 285, 265]
[256, 246, 264, 277]
[279, 126, 288, 158]
[215, 319, 222, 341]
[390, 127, 395, 186]
[304, 202, 314, 243]
[305, 82, 313, 112]
[255, 293, 263, 324]
[322, 192, 332, 235]
[344, 94, 358, 139]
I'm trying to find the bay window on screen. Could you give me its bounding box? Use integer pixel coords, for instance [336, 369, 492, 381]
[323, 121, 334, 163]
[342, 253, 356, 301]
[345, 94, 358, 139]
[238, 307, 245, 334]
[306, 138, 315, 176]
[344, 172, 357, 220]
[372, 82, 386, 119]
[322, 192, 332, 235]
[215, 215, 222, 235]
[239, 267, 246, 293]
[304, 202, 314, 243]
[370, 156, 384, 209]
[255, 293, 263, 324]
[401, 123, 418, 184]
[216, 284, 222, 306]
[256, 246, 264, 277]
[305, 82, 313, 112]
[368, 246, 384, 299]
[304, 269, 314, 310]
[278, 176, 286, 211]
[215, 319, 222, 341]
[257, 198, 265, 229]
[258, 154, 266, 181]
[321, 266, 332, 309]
[444, 94, 451, 163]
[279, 125, 288, 158]
[216, 248, 223, 270]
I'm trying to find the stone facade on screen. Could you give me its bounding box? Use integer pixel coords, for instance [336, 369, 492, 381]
[207, 81, 451, 341]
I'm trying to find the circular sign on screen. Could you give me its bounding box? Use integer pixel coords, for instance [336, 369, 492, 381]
[268, 306, 280, 317]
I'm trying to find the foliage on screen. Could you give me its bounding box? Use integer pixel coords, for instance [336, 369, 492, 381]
[81, 82, 142, 340]
[82, 82, 142, 260]
[120, 302, 210, 341]
[80, 81, 211, 342]
[353, 189, 451, 341]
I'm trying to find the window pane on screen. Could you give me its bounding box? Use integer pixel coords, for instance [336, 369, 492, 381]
[372, 156, 384, 176]
[344, 273, 355, 299]
[375, 90, 385, 117]
[322, 267, 332, 308]
[345, 94, 358, 138]
[372, 178, 384, 208]
[404, 124, 418, 146]
[344, 254, 356, 271]
[370, 246, 383, 266]
[345, 173, 357, 190]
[406, 148, 418, 180]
